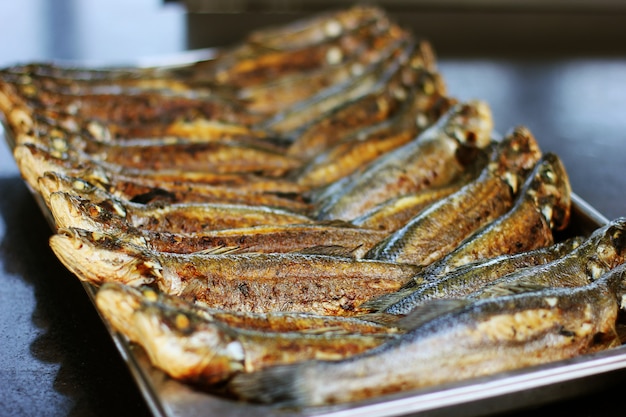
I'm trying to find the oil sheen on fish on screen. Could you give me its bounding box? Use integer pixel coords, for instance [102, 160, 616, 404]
[363, 126, 542, 266]
[49, 228, 421, 315]
[370, 236, 584, 315]
[411, 152, 572, 282]
[47, 191, 313, 235]
[95, 282, 399, 385]
[312, 100, 493, 220]
[227, 262, 626, 406]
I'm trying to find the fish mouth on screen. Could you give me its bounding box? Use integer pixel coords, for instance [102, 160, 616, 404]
[13, 145, 49, 193]
[95, 283, 143, 339]
[49, 228, 155, 286]
[48, 191, 97, 231]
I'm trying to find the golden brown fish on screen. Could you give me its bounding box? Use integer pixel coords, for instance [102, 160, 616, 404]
[49, 227, 421, 315]
[363, 126, 542, 266]
[312, 100, 494, 221]
[228, 262, 626, 406]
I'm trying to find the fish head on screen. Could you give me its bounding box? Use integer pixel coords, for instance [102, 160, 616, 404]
[48, 191, 128, 232]
[38, 171, 97, 204]
[441, 100, 494, 150]
[592, 217, 626, 265]
[13, 143, 67, 193]
[95, 283, 145, 339]
[524, 153, 572, 232]
[49, 227, 157, 286]
[96, 282, 245, 384]
[492, 126, 543, 191]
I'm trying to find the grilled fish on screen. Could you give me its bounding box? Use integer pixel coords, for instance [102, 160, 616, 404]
[369, 236, 584, 315]
[49, 227, 421, 315]
[95, 282, 399, 385]
[363, 126, 542, 265]
[312, 100, 493, 220]
[228, 262, 626, 406]
[469, 217, 626, 300]
[285, 48, 443, 160]
[293, 94, 455, 189]
[47, 191, 313, 235]
[410, 152, 571, 283]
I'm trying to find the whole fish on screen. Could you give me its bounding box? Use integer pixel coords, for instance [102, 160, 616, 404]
[227, 262, 626, 406]
[108, 222, 388, 258]
[47, 191, 313, 235]
[95, 281, 399, 385]
[37, 170, 311, 214]
[49, 227, 421, 315]
[101, 284, 400, 335]
[363, 126, 542, 266]
[243, 6, 389, 51]
[207, 12, 401, 89]
[410, 152, 571, 283]
[312, 100, 494, 221]
[259, 38, 417, 137]
[240, 29, 414, 116]
[367, 236, 584, 315]
[285, 50, 443, 160]
[468, 217, 626, 300]
[293, 94, 455, 189]
[14, 143, 307, 205]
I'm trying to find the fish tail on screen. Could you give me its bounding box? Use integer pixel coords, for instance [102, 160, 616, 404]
[228, 364, 308, 406]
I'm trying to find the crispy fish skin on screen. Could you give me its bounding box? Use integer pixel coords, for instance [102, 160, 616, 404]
[243, 6, 389, 51]
[372, 237, 584, 315]
[228, 263, 626, 406]
[126, 223, 389, 258]
[240, 27, 413, 115]
[350, 182, 466, 232]
[95, 282, 398, 385]
[293, 93, 455, 189]
[312, 100, 494, 221]
[38, 170, 311, 212]
[49, 228, 421, 316]
[416, 152, 571, 282]
[363, 126, 542, 266]
[15, 143, 307, 206]
[260, 39, 416, 137]
[47, 191, 313, 235]
[285, 48, 443, 160]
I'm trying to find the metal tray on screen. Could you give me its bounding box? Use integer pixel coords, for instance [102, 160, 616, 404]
[2, 55, 625, 417]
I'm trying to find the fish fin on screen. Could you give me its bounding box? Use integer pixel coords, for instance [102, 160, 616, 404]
[354, 312, 403, 326]
[192, 245, 242, 255]
[479, 280, 552, 298]
[315, 219, 359, 228]
[228, 364, 308, 406]
[292, 244, 360, 258]
[358, 286, 419, 312]
[396, 299, 468, 331]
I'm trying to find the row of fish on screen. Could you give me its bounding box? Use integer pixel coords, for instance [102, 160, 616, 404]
[1, 5, 626, 410]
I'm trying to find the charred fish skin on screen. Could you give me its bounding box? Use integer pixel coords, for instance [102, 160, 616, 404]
[95, 282, 398, 385]
[49, 227, 421, 316]
[312, 100, 494, 221]
[369, 236, 584, 315]
[363, 126, 542, 266]
[228, 262, 626, 407]
[418, 152, 572, 281]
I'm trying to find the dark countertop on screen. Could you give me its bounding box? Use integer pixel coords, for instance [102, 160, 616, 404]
[2, 6, 626, 417]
